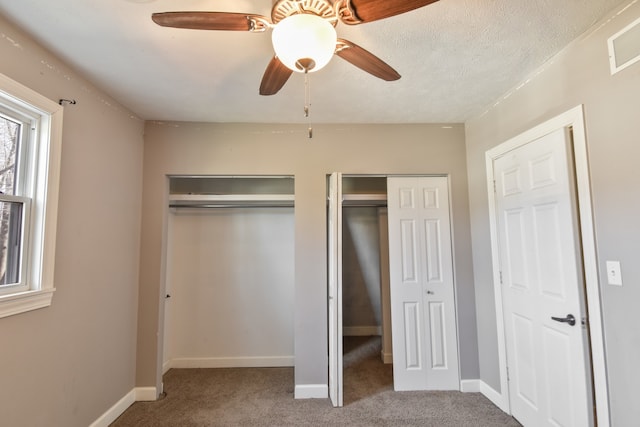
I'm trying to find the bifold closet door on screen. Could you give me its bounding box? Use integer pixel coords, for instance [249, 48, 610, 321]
[387, 176, 459, 391]
[165, 207, 295, 368]
[328, 172, 343, 407]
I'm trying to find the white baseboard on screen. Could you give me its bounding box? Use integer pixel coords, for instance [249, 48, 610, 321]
[135, 386, 158, 401]
[294, 384, 328, 399]
[90, 386, 157, 427]
[169, 356, 294, 369]
[343, 326, 382, 336]
[479, 381, 510, 413]
[163, 359, 172, 374]
[381, 350, 393, 364]
[89, 389, 135, 427]
[460, 379, 480, 393]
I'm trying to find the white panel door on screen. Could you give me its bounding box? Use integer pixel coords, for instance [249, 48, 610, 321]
[328, 172, 343, 407]
[387, 176, 459, 391]
[493, 129, 592, 427]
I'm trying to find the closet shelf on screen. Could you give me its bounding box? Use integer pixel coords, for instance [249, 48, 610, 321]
[169, 194, 294, 208]
[341, 193, 387, 207]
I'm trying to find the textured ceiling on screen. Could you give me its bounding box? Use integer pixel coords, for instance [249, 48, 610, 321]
[0, 0, 629, 123]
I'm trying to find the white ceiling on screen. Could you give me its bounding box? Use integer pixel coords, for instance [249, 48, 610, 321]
[0, 0, 628, 123]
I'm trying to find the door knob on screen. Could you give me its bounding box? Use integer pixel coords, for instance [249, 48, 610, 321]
[551, 313, 576, 326]
[426, 290, 434, 295]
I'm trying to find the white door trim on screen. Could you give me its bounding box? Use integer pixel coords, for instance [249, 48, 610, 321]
[485, 105, 609, 425]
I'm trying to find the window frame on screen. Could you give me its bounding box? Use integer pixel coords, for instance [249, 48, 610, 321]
[0, 73, 63, 318]
[0, 195, 31, 293]
[0, 104, 34, 294]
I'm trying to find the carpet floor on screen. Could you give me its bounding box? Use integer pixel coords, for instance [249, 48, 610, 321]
[111, 336, 520, 426]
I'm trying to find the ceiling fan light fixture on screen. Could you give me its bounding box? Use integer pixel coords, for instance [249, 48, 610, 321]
[272, 14, 337, 73]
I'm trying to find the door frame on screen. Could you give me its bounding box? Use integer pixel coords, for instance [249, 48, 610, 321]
[485, 105, 609, 425]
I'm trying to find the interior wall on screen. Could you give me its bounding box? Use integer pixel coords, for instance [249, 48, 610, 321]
[166, 207, 295, 365]
[342, 207, 382, 335]
[139, 122, 477, 394]
[0, 13, 144, 427]
[464, 1, 640, 424]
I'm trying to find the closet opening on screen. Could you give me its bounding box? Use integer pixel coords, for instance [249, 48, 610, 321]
[163, 175, 295, 375]
[328, 175, 392, 406]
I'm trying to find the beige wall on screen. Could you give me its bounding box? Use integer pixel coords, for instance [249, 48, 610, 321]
[138, 122, 478, 391]
[0, 13, 144, 427]
[465, 1, 640, 424]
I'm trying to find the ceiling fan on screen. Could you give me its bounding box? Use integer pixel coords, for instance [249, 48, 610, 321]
[152, 0, 439, 95]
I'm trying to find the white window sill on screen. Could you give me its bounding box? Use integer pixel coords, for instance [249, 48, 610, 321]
[0, 288, 55, 319]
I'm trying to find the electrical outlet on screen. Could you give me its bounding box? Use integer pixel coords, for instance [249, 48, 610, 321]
[606, 261, 623, 286]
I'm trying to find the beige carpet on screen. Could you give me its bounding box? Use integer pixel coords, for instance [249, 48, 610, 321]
[111, 337, 520, 426]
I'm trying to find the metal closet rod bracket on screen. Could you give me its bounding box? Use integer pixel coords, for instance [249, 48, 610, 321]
[58, 99, 77, 106]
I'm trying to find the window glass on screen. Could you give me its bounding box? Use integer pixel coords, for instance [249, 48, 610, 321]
[0, 116, 20, 196]
[0, 200, 23, 286]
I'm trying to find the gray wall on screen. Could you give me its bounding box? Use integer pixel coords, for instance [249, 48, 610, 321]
[165, 207, 295, 363]
[0, 13, 144, 427]
[138, 122, 478, 392]
[465, 1, 640, 424]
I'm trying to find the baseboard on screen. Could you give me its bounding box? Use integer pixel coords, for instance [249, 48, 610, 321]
[294, 384, 328, 399]
[163, 359, 172, 374]
[169, 356, 294, 369]
[380, 350, 393, 364]
[90, 386, 159, 426]
[460, 379, 481, 393]
[89, 389, 136, 427]
[479, 381, 510, 413]
[135, 386, 158, 401]
[343, 326, 382, 336]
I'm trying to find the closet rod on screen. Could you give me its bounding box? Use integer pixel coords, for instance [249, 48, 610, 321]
[342, 203, 388, 207]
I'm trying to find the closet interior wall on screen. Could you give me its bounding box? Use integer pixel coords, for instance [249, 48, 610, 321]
[342, 206, 383, 337]
[340, 176, 391, 361]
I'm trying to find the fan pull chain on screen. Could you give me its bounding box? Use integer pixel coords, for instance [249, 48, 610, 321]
[304, 72, 312, 139]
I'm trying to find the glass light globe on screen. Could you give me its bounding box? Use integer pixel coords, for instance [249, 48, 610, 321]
[272, 14, 337, 73]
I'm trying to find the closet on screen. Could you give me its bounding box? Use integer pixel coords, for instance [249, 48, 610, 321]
[329, 174, 460, 407]
[163, 176, 295, 372]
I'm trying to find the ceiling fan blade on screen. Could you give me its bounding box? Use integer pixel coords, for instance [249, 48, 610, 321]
[151, 12, 268, 31]
[335, 39, 400, 81]
[260, 57, 294, 96]
[338, 0, 439, 24]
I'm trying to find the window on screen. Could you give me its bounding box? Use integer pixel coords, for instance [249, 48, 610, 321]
[0, 73, 62, 318]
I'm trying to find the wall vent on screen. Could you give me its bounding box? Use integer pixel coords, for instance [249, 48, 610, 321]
[608, 16, 640, 74]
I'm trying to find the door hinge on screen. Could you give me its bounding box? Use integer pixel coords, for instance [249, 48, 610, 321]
[493, 180, 497, 193]
[499, 271, 503, 284]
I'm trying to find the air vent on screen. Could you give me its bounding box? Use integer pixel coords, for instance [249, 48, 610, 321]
[608, 16, 640, 75]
